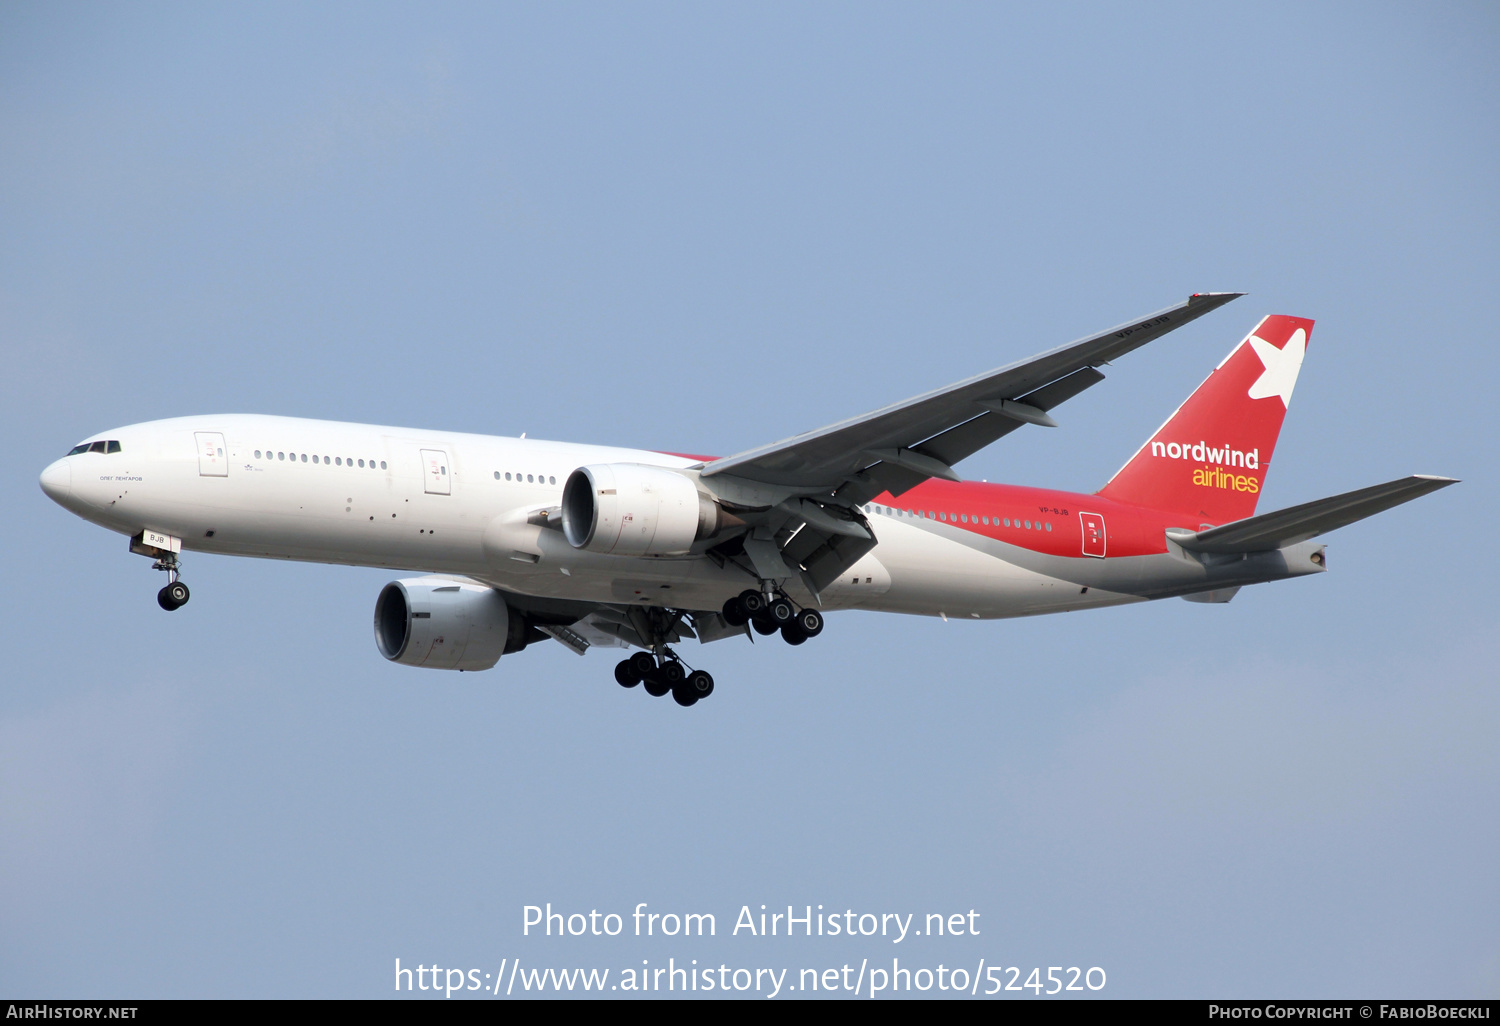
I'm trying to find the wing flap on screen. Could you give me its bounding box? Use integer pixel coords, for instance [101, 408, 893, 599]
[1167, 475, 1458, 553]
[802, 531, 880, 593]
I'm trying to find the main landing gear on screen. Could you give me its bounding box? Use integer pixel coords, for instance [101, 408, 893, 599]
[720, 588, 823, 647]
[607, 588, 824, 709]
[154, 552, 191, 611]
[614, 649, 715, 708]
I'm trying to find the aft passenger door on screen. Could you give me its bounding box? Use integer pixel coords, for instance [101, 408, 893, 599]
[1079, 511, 1107, 558]
[195, 432, 228, 477]
[421, 449, 451, 495]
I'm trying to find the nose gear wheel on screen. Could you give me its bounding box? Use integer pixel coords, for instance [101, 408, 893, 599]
[150, 551, 191, 611]
[158, 581, 190, 611]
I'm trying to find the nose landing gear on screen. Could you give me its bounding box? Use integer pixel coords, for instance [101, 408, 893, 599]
[152, 551, 190, 611]
[131, 532, 191, 611]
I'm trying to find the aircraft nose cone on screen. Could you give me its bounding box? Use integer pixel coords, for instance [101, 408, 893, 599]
[39, 459, 72, 503]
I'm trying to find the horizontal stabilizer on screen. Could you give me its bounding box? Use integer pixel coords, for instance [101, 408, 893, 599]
[1167, 475, 1458, 554]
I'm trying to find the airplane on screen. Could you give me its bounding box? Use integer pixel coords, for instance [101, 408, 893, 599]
[38, 293, 1456, 708]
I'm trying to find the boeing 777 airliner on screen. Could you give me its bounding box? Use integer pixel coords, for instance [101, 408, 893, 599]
[39, 294, 1455, 707]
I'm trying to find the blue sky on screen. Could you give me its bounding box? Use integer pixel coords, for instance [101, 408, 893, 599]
[2, 1, 1496, 998]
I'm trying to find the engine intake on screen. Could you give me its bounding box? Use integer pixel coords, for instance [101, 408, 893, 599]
[561, 464, 723, 555]
[374, 577, 529, 671]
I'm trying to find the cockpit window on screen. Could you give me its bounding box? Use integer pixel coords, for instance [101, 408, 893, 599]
[67, 440, 122, 455]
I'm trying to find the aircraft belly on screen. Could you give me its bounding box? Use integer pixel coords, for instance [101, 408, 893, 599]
[473, 543, 758, 609]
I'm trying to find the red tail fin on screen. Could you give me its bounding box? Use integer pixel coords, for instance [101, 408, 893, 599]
[1097, 314, 1313, 525]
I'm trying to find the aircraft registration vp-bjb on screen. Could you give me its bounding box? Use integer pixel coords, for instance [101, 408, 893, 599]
[40, 294, 1455, 707]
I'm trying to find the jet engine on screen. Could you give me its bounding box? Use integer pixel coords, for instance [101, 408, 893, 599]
[561, 464, 727, 556]
[373, 577, 530, 671]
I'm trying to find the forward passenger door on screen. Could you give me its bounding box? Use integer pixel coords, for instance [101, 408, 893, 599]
[421, 449, 451, 495]
[195, 432, 228, 477]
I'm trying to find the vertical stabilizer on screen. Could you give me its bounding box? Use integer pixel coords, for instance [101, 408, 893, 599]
[1097, 315, 1313, 525]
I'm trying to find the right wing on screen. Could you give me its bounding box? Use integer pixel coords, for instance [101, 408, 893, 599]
[702, 292, 1243, 502]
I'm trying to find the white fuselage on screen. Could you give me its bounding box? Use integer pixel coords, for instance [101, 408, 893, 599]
[40, 414, 1146, 621]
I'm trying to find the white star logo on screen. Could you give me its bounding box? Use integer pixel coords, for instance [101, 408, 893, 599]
[1247, 327, 1306, 407]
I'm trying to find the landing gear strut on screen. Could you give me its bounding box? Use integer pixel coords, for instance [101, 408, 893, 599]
[153, 552, 190, 611]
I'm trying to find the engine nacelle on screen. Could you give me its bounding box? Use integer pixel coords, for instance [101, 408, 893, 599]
[373, 577, 524, 671]
[561, 464, 722, 556]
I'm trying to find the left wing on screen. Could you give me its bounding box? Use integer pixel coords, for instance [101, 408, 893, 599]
[702, 292, 1241, 503]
